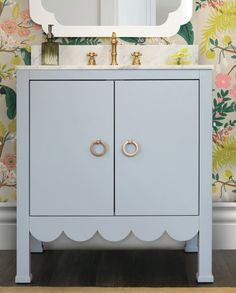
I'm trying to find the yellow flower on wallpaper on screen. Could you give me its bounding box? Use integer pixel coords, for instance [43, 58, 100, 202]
[8, 119, 16, 133]
[0, 121, 7, 138]
[201, 0, 236, 53]
[11, 190, 16, 202]
[206, 49, 216, 59]
[223, 170, 233, 180]
[212, 184, 217, 193]
[213, 137, 236, 172]
[222, 35, 232, 46]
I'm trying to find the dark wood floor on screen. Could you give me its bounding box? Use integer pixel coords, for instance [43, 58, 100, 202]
[0, 250, 236, 287]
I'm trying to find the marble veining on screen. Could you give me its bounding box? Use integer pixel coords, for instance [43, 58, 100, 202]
[31, 45, 199, 67]
[18, 65, 213, 70]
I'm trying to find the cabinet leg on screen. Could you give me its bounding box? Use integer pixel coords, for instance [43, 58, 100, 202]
[31, 235, 43, 253]
[185, 234, 198, 253]
[197, 231, 214, 283]
[15, 231, 32, 283]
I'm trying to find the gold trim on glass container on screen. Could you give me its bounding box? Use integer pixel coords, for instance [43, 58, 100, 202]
[90, 140, 108, 157]
[122, 140, 139, 157]
[41, 24, 59, 66]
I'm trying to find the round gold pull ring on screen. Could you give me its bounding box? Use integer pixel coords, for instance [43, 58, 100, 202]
[122, 140, 139, 157]
[90, 140, 108, 157]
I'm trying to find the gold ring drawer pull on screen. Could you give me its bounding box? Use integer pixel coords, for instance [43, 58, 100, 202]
[122, 140, 139, 157]
[90, 140, 108, 157]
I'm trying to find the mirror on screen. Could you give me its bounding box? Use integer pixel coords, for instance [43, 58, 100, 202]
[29, 0, 193, 37]
[41, 0, 181, 26]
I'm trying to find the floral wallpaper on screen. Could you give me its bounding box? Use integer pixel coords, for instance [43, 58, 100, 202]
[0, 0, 235, 204]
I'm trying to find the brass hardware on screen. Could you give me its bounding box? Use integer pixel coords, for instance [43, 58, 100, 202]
[111, 32, 118, 66]
[131, 52, 142, 65]
[87, 52, 98, 66]
[90, 140, 108, 157]
[122, 140, 139, 157]
[41, 24, 59, 66]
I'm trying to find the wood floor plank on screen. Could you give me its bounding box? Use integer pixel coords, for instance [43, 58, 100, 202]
[0, 250, 236, 287]
[1, 288, 236, 293]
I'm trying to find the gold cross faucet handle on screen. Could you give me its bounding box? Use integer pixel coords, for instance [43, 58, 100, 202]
[87, 52, 98, 66]
[131, 52, 142, 65]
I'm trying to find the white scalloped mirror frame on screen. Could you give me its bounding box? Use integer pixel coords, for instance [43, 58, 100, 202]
[29, 0, 193, 37]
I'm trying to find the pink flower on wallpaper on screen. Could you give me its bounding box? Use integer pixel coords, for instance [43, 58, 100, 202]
[208, 0, 224, 7]
[215, 74, 231, 89]
[18, 27, 30, 37]
[20, 9, 30, 20]
[0, 20, 17, 35]
[212, 126, 233, 144]
[230, 85, 236, 99]
[215, 112, 221, 118]
[3, 154, 16, 170]
[6, 170, 16, 185]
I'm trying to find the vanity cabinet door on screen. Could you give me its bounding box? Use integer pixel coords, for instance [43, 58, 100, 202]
[115, 80, 199, 216]
[30, 81, 114, 216]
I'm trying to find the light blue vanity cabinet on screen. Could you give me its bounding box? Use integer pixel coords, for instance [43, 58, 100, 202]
[16, 67, 214, 283]
[115, 80, 199, 216]
[30, 81, 114, 216]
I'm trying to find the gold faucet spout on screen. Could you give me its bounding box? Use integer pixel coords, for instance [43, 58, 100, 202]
[111, 32, 118, 66]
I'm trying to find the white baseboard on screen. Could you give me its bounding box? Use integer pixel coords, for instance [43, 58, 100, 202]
[213, 202, 236, 249]
[1, 202, 236, 250]
[0, 204, 16, 250]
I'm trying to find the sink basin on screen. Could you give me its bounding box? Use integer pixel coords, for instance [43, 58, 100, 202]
[31, 45, 198, 67]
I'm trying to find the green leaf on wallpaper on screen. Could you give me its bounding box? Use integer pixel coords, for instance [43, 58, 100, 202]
[209, 38, 215, 45]
[214, 121, 223, 127]
[177, 22, 194, 45]
[221, 90, 229, 98]
[233, 190, 236, 193]
[0, 85, 16, 120]
[120, 38, 146, 45]
[213, 99, 218, 108]
[20, 48, 31, 65]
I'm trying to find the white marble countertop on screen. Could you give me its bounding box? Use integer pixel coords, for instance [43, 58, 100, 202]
[17, 65, 214, 70]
